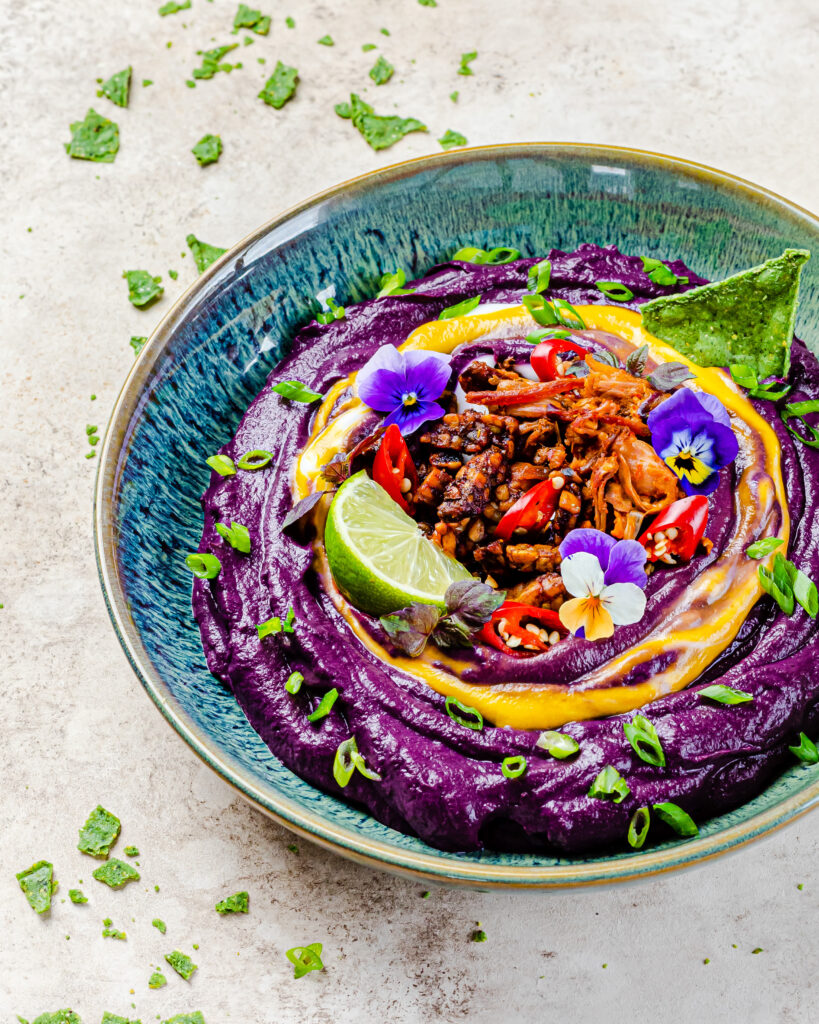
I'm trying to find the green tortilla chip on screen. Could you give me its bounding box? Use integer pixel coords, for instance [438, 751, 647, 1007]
[640, 249, 810, 378]
[16, 860, 56, 914]
[164, 1016, 205, 1024]
[148, 968, 167, 989]
[215, 890, 249, 914]
[69, 888, 87, 904]
[192, 44, 240, 80]
[186, 234, 226, 274]
[335, 93, 426, 151]
[97, 67, 132, 108]
[192, 134, 223, 166]
[32, 1013, 81, 1024]
[165, 950, 198, 980]
[78, 805, 121, 858]
[233, 4, 270, 34]
[259, 62, 299, 109]
[65, 109, 119, 163]
[92, 858, 140, 889]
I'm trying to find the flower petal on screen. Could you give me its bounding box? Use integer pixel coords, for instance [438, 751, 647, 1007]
[695, 389, 732, 427]
[404, 351, 453, 403]
[707, 420, 739, 467]
[357, 367, 409, 411]
[559, 528, 617, 568]
[604, 540, 648, 589]
[600, 582, 647, 625]
[560, 552, 605, 598]
[560, 596, 614, 640]
[384, 399, 446, 434]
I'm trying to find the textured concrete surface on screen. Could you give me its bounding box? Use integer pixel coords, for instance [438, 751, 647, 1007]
[2, 0, 819, 1020]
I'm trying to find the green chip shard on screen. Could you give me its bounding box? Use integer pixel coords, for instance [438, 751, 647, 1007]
[123, 270, 164, 308]
[16, 860, 56, 914]
[152, 917, 167, 933]
[65, 108, 119, 163]
[102, 917, 127, 940]
[165, 950, 198, 980]
[193, 44, 240, 80]
[97, 67, 132, 108]
[368, 55, 394, 85]
[92, 858, 140, 889]
[192, 134, 223, 166]
[164, 1016, 205, 1024]
[130, 336, 148, 356]
[215, 890, 249, 914]
[233, 4, 270, 34]
[641, 249, 810, 378]
[259, 61, 299, 109]
[159, 0, 190, 13]
[69, 888, 87, 904]
[148, 968, 167, 989]
[124, 846, 139, 857]
[438, 129, 467, 150]
[186, 234, 227, 273]
[32, 1013, 81, 1024]
[101, 1014, 141, 1024]
[335, 93, 426, 151]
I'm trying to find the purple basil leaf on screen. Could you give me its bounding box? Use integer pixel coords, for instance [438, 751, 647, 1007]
[591, 348, 620, 368]
[321, 454, 350, 485]
[648, 362, 695, 391]
[625, 344, 649, 378]
[444, 580, 506, 629]
[433, 616, 475, 648]
[281, 490, 332, 530]
[563, 360, 590, 378]
[379, 603, 441, 657]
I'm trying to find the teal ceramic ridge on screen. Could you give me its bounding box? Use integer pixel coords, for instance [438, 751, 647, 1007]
[95, 144, 819, 887]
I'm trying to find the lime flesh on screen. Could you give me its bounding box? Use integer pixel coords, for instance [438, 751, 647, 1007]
[324, 471, 472, 617]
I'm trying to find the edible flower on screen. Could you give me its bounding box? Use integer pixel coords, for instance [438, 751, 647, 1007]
[647, 388, 738, 496]
[558, 529, 648, 641]
[357, 344, 452, 434]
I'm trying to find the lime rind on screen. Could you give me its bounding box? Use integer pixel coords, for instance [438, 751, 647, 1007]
[324, 471, 472, 616]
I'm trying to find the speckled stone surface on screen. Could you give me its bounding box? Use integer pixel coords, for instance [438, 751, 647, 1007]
[2, 1, 819, 1021]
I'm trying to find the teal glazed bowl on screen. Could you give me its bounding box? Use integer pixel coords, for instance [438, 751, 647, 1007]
[95, 144, 819, 888]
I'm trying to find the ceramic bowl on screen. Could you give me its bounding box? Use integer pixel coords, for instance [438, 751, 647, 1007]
[95, 144, 819, 888]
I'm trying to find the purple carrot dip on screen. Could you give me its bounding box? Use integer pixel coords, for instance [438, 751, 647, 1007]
[192, 245, 819, 853]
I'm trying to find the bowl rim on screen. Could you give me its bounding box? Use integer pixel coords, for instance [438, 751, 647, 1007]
[94, 141, 819, 888]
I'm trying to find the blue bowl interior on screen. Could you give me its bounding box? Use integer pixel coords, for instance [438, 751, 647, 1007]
[110, 147, 819, 880]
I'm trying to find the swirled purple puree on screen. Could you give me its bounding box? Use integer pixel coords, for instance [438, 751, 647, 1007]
[193, 244, 819, 853]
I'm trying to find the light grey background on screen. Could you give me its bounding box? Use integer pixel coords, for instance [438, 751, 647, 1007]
[2, 0, 818, 1021]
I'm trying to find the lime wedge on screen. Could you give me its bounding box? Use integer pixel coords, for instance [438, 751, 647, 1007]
[324, 471, 472, 616]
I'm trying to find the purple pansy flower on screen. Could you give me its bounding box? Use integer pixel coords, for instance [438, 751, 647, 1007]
[647, 388, 738, 496]
[357, 345, 453, 434]
[558, 530, 648, 641]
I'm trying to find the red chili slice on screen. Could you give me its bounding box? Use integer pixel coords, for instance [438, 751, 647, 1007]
[494, 477, 563, 541]
[479, 601, 566, 657]
[530, 338, 589, 381]
[465, 377, 582, 407]
[371, 424, 418, 512]
[638, 495, 709, 563]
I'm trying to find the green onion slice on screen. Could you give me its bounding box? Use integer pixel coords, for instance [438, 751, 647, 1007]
[758, 561, 795, 615]
[698, 684, 753, 705]
[377, 268, 415, 297]
[652, 801, 698, 837]
[283, 605, 296, 633]
[333, 736, 381, 787]
[257, 616, 283, 639]
[525, 327, 572, 344]
[285, 942, 324, 979]
[445, 696, 483, 731]
[551, 298, 586, 329]
[535, 730, 579, 759]
[316, 298, 346, 325]
[789, 732, 819, 764]
[623, 715, 665, 767]
[596, 281, 635, 302]
[501, 755, 527, 779]
[236, 449, 274, 470]
[729, 363, 759, 390]
[184, 553, 221, 579]
[215, 521, 251, 554]
[522, 293, 559, 327]
[527, 259, 551, 294]
[451, 245, 521, 265]
[307, 688, 339, 723]
[781, 400, 819, 449]
[792, 568, 819, 618]
[588, 765, 630, 803]
[285, 671, 304, 694]
[746, 537, 783, 559]
[438, 295, 482, 320]
[271, 380, 323, 403]
[627, 807, 650, 849]
[206, 454, 236, 477]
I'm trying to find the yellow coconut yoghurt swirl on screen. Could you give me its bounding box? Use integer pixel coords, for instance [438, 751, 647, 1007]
[294, 304, 789, 731]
